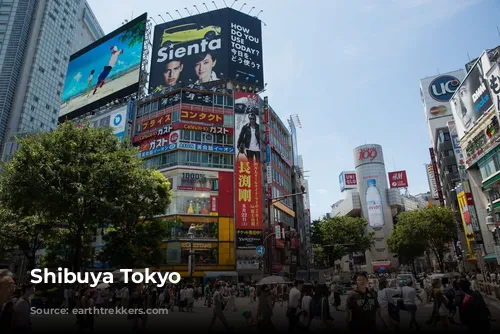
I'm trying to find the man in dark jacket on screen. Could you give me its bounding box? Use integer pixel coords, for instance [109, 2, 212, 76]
[237, 113, 260, 162]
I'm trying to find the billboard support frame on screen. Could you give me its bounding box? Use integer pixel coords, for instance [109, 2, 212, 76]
[139, 18, 152, 100]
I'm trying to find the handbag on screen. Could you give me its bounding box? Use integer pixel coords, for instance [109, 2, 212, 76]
[386, 290, 400, 322]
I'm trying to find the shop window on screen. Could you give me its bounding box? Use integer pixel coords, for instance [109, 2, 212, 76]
[181, 249, 218, 265]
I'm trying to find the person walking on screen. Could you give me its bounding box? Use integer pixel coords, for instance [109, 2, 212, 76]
[256, 284, 275, 330]
[208, 284, 232, 332]
[287, 280, 304, 332]
[346, 272, 381, 333]
[377, 277, 400, 332]
[11, 283, 35, 331]
[455, 278, 491, 333]
[402, 280, 423, 331]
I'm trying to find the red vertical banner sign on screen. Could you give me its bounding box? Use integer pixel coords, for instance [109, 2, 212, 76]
[234, 92, 263, 230]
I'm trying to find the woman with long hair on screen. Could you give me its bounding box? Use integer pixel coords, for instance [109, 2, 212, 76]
[256, 284, 275, 330]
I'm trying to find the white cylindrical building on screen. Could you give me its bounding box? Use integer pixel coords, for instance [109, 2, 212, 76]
[353, 144, 398, 273]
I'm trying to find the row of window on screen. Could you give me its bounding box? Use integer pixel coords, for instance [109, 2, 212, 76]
[181, 130, 234, 146]
[271, 187, 293, 208]
[269, 133, 291, 161]
[479, 150, 500, 181]
[272, 207, 294, 226]
[270, 150, 291, 175]
[143, 151, 234, 170]
[272, 169, 292, 195]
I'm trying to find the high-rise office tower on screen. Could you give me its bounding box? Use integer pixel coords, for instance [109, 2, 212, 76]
[0, 0, 104, 161]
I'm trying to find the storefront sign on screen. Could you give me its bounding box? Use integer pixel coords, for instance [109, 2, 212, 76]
[429, 148, 444, 204]
[181, 110, 223, 124]
[140, 112, 172, 132]
[140, 143, 177, 158]
[236, 229, 262, 249]
[177, 170, 219, 192]
[358, 147, 378, 161]
[178, 142, 235, 153]
[388, 170, 409, 188]
[180, 123, 232, 134]
[181, 242, 217, 249]
[139, 133, 170, 153]
[275, 239, 285, 249]
[210, 196, 218, 215]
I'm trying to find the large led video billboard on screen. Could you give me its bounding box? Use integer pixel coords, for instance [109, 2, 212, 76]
[149, 8, 263, 92]
[59, 13, 147, 121]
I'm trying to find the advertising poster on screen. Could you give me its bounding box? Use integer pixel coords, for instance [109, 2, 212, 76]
[60, 14, 147, 120]
[425, 163, 439, 199]
[388, 170, 408, 188]
[236, 229, 262, 249]
[353, 144, 390, 229]
[109, 105, 127, 140]
[149, 8, 263, 92]
[429, 148, 444, 204]
[420, 70, 465, 121]
[451, 57, 494, 138]
[234, 92, 262, 230]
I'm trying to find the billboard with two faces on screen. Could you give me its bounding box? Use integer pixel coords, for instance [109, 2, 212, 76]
[60, 13, 147, 121]
[149, 8, 264, 92]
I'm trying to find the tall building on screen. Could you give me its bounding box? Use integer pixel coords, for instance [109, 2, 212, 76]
[0, 0, 104, 161]
[451, 47, 500, 265]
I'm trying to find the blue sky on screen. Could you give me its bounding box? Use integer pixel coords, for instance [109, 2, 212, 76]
[88, 0, 500, 219]
[62, 27, 143, 100]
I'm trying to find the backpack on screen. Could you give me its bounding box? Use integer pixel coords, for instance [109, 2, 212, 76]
[310, 297, 326, 319]
[461, 293, 473, 308]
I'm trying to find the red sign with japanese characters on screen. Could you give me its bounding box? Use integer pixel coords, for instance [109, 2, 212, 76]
[139, 134, 170, 153]
[181, 110, 223, 124]
[235, 158, 263, 230]
[388, 170, 408, 188]
[140, 112, 172, 132]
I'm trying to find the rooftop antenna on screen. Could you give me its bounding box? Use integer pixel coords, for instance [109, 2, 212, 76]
[185, 7, 191, 15]
[193, 4, 200, 14]
[175, 9, 183, 18]
[497, 25, 500, 37]
[467, 52, 471, 61]
[222, 0, 228, 6]
[131, 11, 134, 21]
[437, 68, 440, 75]
[203, 2, 209, 12]
[248, 6, 255, 14]
[230, 0, 237, 7]
[158, 14, 165, 22]
[166, 12, 174, 20]
[255, 9, 263, 17]
[240, 2, 247, 11]
[212, 1, 218, 9]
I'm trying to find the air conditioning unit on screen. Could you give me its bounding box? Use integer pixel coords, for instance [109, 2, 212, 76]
[486, 216, 495, 224]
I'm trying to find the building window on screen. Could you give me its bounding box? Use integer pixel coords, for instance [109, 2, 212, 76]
[39, 67, 45, 74]
[33, 96, 39, 102]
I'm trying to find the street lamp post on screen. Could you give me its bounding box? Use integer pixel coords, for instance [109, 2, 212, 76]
[187, 224, 196, 280]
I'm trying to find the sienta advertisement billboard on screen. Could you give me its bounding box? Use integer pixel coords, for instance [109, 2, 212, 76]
[451, 55, 494, 138]
[234, 92, 263, 230]
[60, 13, 147, 121]
[149, 8, 264, 92]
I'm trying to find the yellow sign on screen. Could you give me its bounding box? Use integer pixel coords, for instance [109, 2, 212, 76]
[181, 242, 217, 250]
[457, 190, 475, 260]
[272, 201, 296, 217]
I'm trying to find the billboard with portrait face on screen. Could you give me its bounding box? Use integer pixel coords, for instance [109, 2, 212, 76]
[60, 13, 147, 121]
[451, 56, 494, 138]
[234, 92, 262, 230]
[149, 8, 264, 93]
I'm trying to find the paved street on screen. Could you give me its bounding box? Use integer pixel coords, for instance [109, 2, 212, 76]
[29, 294, 500, 332]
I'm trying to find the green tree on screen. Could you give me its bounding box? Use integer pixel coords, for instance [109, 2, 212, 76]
[98, 218, 168, 268]
[0, 122, 172, 272]
[387, 215, 427, 274]
[313, 216, 375, 267]
[119, 20, 146, 48]
[388, 206, 456, 271]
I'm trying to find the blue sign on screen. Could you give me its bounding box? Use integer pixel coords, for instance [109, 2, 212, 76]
[452, 135, 460, 149]
[266, 146, 271, 163]
[178, 142, 235, 153]
[429, 75, 460, 102]
[128, 99, 135, 121]
[339, 172, 345, 192]
[113, 113, 123, 127]
[256, 245, 265, 255]
[140, 143, 178, 158]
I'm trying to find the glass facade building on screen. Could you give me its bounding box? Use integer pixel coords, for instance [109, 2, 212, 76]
[0, 0, 103, 161]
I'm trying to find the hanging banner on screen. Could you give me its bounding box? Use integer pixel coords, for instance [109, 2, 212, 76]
[234, 92, 262, 229]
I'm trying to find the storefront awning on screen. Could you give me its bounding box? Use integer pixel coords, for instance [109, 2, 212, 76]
[482, 170, 500, 191]
[484, 253, 498, 262]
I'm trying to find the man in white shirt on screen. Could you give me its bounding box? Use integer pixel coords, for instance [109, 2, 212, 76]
[237, 113, 260, 162]
[179, 286, 187, 312]
[186, 285, 194, 312]
[93, 45, 124, 95]
[288, 279, 304, 331]
[402, 280, 423, 330]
